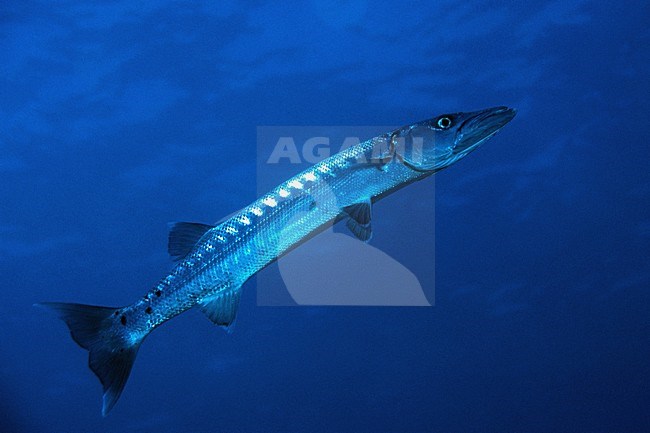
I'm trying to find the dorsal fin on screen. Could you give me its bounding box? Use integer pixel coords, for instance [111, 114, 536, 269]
[343, 199, 372, 242]
[199, 287, 242, 332]
[168, 222, 215, 261]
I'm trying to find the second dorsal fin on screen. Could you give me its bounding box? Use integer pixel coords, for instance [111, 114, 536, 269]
[168, 222, 215, 261]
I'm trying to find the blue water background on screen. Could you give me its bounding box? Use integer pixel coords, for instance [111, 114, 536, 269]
[1, 1, 649, 432]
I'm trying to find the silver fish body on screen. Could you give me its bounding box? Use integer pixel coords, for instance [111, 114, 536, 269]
[38, 106, 516, 415]
[127, 134, 419, 334]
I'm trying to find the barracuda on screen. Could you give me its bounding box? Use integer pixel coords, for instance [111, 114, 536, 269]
[37, 106, 515, 415]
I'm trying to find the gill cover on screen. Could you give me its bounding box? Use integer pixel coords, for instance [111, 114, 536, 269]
[392, 115, 456, 172]
[393, 107, 516, 172]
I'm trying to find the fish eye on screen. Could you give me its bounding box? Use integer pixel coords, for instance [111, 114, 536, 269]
[437, 117, 452, 129]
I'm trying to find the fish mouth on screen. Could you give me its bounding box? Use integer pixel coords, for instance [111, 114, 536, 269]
[454, 106, 516, 154]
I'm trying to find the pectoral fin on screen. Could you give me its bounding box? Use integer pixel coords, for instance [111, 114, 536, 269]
[343, 199, 372, 242]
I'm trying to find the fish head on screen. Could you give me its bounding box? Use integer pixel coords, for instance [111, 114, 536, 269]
[393, 106, 516, 172]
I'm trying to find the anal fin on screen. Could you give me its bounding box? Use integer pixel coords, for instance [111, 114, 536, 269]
[199, 287, 242, 332]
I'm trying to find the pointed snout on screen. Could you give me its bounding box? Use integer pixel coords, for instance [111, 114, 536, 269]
[454, 106, 516, 153]
[478, 106, 517, 130]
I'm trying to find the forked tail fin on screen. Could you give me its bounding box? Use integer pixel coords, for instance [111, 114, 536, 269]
[36, 302, 143, 416]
